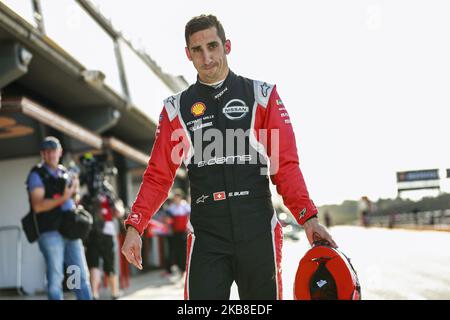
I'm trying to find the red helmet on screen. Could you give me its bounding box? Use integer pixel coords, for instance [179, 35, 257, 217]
[294, 240, 361, 300]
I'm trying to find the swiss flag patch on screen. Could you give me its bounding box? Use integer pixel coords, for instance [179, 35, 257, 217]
[213, 192, 226, 201]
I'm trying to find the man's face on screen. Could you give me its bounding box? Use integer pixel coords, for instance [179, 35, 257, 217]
[173, 194, 182, 204]
[185, 27, 231, 83]
[41, 148, 62, 168]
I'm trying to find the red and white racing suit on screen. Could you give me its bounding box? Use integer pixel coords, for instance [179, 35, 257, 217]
[125, 70, 318, 299]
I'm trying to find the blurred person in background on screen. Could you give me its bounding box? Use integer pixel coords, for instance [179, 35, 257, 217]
[413, 207, 419, 226]
[165, 189, 191, 279]
[83, 193, 124, 299]
[324, 210, 332, 228]
[388, 211, 397, 229]
[358, 196, 372, 227]
[79, 154, 125, 300]
[26, 136, 92, 300]
[152, 200, 175, 277]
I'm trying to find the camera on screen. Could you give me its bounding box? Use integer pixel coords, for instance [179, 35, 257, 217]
[78, 153, 117, 196]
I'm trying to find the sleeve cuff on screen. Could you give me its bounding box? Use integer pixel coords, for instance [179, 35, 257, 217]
[296, 203, 319, 226]
[303, 214, 318, 224]
[124, 212, 146, 236]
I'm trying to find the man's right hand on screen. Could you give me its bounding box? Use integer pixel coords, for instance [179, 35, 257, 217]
[62, 183, 77, 201]
[121, 226, 143, 270]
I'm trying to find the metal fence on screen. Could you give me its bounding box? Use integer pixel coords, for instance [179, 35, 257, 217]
[369, 209, 450, 230]
[0, 226, 23, 295]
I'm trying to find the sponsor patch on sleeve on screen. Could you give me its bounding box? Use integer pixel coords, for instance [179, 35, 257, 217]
[129, 213, 141, 225]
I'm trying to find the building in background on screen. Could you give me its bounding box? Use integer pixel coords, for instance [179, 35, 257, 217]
[0, 0, 188, 295]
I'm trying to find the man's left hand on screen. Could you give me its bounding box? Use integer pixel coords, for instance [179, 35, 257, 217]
[303, 217, 338, 248]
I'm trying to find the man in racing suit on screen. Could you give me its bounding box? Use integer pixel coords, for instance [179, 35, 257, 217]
[122, 14, 337, 300]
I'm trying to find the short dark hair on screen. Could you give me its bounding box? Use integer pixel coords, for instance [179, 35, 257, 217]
[185, 14, 226, 46]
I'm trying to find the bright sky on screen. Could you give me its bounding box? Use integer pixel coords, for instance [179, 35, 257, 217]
[9, 0, 450, 206]
[90, 0, 450, 205]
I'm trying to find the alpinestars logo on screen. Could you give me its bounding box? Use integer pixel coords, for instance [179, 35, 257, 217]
[196, 194, 209, 204]
[260, 82, 271, 97]
[299, 208, 307, 220]
[167, 96, 176, 108]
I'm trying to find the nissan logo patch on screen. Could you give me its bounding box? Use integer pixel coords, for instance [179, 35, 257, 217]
[222, 99, 249, 120]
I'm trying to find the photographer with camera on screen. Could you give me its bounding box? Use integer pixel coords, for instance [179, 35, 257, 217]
[79, 153, 125, 300]
[25, 136, 93, 300]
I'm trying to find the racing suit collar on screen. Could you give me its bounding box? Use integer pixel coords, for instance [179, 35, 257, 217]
[196, 70, 237, 100]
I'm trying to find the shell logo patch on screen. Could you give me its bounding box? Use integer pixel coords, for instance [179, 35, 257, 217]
[191, 102, 206, 117]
